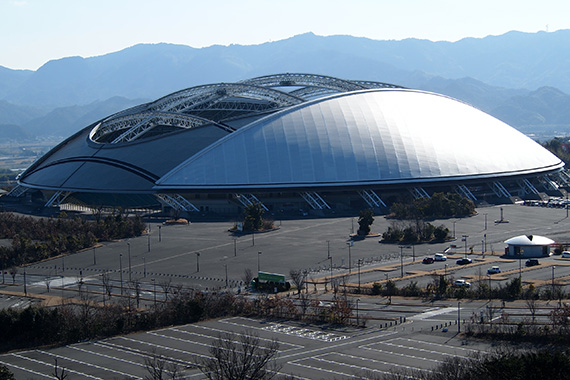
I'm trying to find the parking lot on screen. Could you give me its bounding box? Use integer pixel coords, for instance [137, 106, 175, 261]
[1, 313, 491, 379]
[2, 203, 570, 378]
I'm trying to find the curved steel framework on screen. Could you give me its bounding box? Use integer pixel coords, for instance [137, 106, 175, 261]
[89, 74, 405, 145]
[148, 83, 304, 114]
[90, 112, 233, 144]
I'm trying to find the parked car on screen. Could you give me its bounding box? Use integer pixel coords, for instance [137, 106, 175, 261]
[562, 251, 570, 258]
[423, 257, 434, 264]
[487, 266, 501, 274]
[454, 279, 471, 288]
[525, 258, 540, 267]
[434, 253, 447, 261]
[456, 258, 472, 265]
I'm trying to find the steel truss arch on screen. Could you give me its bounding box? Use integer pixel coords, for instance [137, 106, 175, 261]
[90, 112, 233, 144]
[240, 73, 366, 92]
[148, 83, 304, 115]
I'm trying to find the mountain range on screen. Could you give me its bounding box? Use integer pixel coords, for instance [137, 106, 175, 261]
[2, 30, 570, 141]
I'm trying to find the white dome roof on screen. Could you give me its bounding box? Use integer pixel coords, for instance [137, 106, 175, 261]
[156, 89, 563, 189]
[504, 235, 555, 246]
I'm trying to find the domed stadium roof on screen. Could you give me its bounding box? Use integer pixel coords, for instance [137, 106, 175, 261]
[15, 73, 565, 210]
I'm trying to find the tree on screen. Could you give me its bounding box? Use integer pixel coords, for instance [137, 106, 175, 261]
[52, 359, 68, 380]
[357, 209, 374, 236]
[143, 350, 183, 380]
[242, 268, 254, 288]
[199, 332, 280, 380]
[289, 269, 306, 294]
[243, 203, 265, 232]
[0, 364, 15, 380]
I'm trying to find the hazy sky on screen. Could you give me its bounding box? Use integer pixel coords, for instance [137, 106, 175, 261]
[2, 0, 569, 70]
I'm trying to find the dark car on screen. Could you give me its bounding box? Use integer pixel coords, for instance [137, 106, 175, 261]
[526, 259, 540, 267]
[423, 257, 435, 264]
[456, 258, 472, 265]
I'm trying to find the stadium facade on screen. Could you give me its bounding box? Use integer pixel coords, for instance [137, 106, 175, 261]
[11, 73, 568, 216]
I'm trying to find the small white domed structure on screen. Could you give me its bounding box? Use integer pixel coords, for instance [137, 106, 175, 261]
[504, 235, 555, 258]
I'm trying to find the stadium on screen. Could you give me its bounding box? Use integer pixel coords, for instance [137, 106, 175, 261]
[11, 73, 568, 216]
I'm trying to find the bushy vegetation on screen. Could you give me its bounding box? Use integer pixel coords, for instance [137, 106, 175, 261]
[372, 348, 570, 380]
[381, 220, 450, 243]
[390, 192, 475, 219]
[0, 290, 358, 353]
[0, 212, 146, 269]
[357, 209, 374, 236]
[543, 137, 570, 165]
[238, 203, 274, 232]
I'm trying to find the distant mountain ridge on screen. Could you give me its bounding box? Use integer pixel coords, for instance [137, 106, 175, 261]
[1, 30, 570, 140]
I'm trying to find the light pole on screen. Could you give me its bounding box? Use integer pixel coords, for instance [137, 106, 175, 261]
[458, 301, 461, 333]
[151, 278, 156, 307]
[257, 251, 262, 273]
[196, 252, 200, 272]
[484, 213, 488, 230]
[120, 253, 124, 295]
[327, 240, 330, 259]
[23, 269, 27, 296]
[61, 275, 64, 305]
[127, 242, 132, 282]
[224, 264, 228, 288]
[143, 257, 146, 277]
[347, 242, 352, 274]
[552, 265, 556, 293]
[93, 246, 96, 265]
[399, 246, 404, 277]
[158, 225, 162, 242]
[462, 235, 469, 257]
[358, 259, 362, 293]
[233, 237, 237, 257]
[356, 298, 360, 326]
[329, 256, 333, 289]
[148, 234, 151, 252]
[444, 263, 448, 278]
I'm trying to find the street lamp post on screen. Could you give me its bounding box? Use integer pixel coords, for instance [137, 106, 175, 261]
[552, 265, 556, 293]
[233, 237, 237, 257]
[127, 242, 131, 282]
[23, 269, 27, 296]
[462, 235, 469, 257]
[224, 264, 228, 288]
[356, 298, 360, 327]
[399, 246, 404, 277]
[327, 240, 330, 259]
[347, 242, 352, 274]
[143, 257, 146, 277]
[358, 259, 362, 293]
[257, 251, 262, 273]
[158, 225, 162, 242]
[196, 252, 200, 272]
[329, 256, 333, 290]
[151, 278, 156, 307]
[119, 253, 124, 295]
[458, 301, 461, 333]
[93, 247, 96, 265]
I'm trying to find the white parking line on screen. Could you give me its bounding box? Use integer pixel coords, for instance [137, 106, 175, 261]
[0, 359, 52, 379]
[359, 343, 443, 364]
[392, 337, 483, 354]
[325, 352, 433, 373]
[39, 349, 141, 379]
[10, 353, 102, 380]
[69, 344, 146, 369]
[288, 359, 360, 379]
[117, 336, 209, 360]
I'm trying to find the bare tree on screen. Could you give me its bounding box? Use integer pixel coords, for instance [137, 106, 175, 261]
[101, 272, 113, 299]
[9, 267, 17, 284]
[143, 350, 183, 380]
[52, 359, 68, 380]
[289, 269, 306, 294]
[159, 278, 173, 301]
[130, 278, 142, 308]
[525, 297, 538, 323]
[199, 331, 281, 380]
[242, 268, 254, 288]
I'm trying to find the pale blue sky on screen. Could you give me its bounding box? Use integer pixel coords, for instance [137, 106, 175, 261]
[2, 0, 569, 70]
